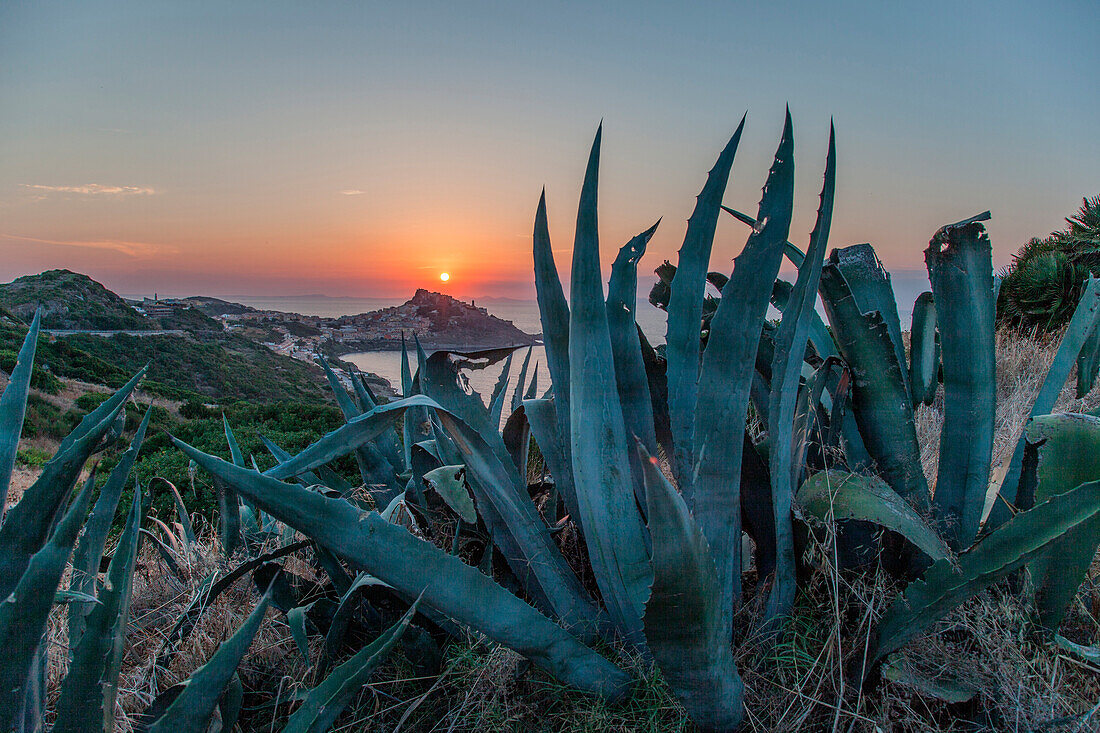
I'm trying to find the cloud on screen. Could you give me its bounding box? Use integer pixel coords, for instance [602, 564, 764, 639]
[20, 183, 156, 196]
[0, 233, 175, 258]
[339, 189, 366, 196]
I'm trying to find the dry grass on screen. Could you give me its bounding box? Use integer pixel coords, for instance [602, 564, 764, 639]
[36, 327, 1100, 731]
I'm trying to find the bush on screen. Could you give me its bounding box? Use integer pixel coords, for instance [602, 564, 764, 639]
[999, 195, 1100, 331]
[15, 448, 50, 467]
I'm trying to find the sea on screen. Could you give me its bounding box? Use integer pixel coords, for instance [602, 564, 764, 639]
[231, 270, 928, 404]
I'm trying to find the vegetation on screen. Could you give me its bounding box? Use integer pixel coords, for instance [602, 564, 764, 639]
[0, 304, 327, 404]
[998, 195, 1100, 330]
[5, 117, 1100, 732]
[0, 269, 151, 331]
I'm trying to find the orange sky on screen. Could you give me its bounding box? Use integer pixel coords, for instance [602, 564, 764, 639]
[2, 2, 1097, 299]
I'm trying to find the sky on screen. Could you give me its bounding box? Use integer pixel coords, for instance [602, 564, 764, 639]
[1, 1, 1097, 300]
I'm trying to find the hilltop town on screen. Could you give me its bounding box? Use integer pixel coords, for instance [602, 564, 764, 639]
[187, 288, 537, 361]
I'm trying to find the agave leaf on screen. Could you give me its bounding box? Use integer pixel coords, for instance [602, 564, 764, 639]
[410, 356, 602, 632]
[763, 122, 833, 624]
[283, 598, 420, 733]
[260, 434, 353, 494]
[421, 465, 477, 523]
[287, 603, 313, 666]
[880, 655, 977, 703]
[908, 292, 939, 406]
[926, 218, 996, 549]
[868, 478, 1100, 668]
[147, 585, 274, 733]
[606, 220, 661, 458]
[265, 399, 419, 480]
[69, 407, 152, 649]
[524, 397, 581, 523]
[512, 346, 534, 414]
[694, 112, 795, 627]
[429, 407, 603, 635]
[532, 190, 581, 534]
[797, 471, 950, 563]
[1077, 321, 1100, 398]
[819, 244, 929, 509]
[1017, 413, 1100, 629]
[638, 443, 744, 732]
[568, 125, 652, 646]
[175, 441, 631, 700]
[150, 477, 196, 546]
[0, 382, 134, 601]
[1053, 634, 1100, 665]
[607, 221, 662, 516]
[990, 278, 1100, 530]
[54, 487, 146, 733]
[665, 117, 746, 490]
[724, 210, 839, 362]
[153, 541, 310, 673]
[319, 573, 389, 677]
[501, 405, 531, 476]
[0, 473, 93, 732]
[400, 334, 431, 469]
[351, 371, 405, 472]
[523, 366, 539, 400]
[316, 355, 397, 489]
[0, 309, 40, 511]
[488, 351, 513, 427]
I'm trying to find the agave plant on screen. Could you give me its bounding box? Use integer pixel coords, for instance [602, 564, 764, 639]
[177, 118, 1100, 732]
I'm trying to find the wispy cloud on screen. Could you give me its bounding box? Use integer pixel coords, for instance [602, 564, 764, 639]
[0, 233, 175, 258]
[339, 189, 366, 196]
[20, 183, 157, 196]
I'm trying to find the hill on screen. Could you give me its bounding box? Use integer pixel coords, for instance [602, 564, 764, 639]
[183, 295, 258, 317]
[330, 288, 536, 351]
[0, 272, 330, 403]
[0, 269, 152, 330]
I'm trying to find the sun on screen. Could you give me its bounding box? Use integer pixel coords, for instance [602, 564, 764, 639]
[439, 272, 450, 282]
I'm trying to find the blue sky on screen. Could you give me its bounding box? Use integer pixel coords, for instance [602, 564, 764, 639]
[1, 1, 1096, 297]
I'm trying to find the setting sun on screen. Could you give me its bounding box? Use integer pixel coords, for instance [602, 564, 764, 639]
[439, 272, 450, 282]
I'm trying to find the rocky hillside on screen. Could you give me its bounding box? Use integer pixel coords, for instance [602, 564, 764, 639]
[0, 269, 152, 330]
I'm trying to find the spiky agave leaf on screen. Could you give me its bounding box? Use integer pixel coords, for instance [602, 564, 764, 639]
[1016, 413, 1100, 629]
[414, 358, 603, 634]
[175, 440, 630, 699]
[867, 478, 1100, 670]
[0, 473, 93, 731]
[926, 216, 996, 549]
[819, 244, 929, 509]
[0, 309, 40, 511]
[764, 121, 833, 624]
[638, 443, 744, 732]
[665, 116, 746, 491]
[1076, 320, 1100, 398]
[908, 292, 939, 406]
[568, 124, 652, 647]
[421, 464, 476, 523]
[54, 487, 147, 732]
[797, 471, 951, 563]
[0, 371, 142, 601]
[989, 277, 1100, 528]
[694, 112, 795, 627]
[532, 191, 581, 527]
[68, 406, 152, 650]
[282, 597, 420, 733]
[145, 584, 274, 733]
[606, 221, 662, 514]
